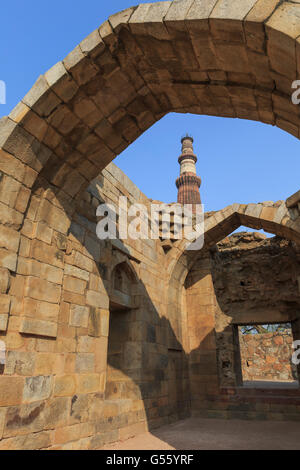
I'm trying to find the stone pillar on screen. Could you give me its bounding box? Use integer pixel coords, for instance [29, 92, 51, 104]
[185, 252, 219, 416]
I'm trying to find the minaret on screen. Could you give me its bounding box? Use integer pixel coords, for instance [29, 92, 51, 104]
[176, 135, 201, 208]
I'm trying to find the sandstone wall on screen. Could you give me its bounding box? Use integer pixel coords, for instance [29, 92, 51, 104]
[0, 162, 190, 450]
[239, 331, 297, 382]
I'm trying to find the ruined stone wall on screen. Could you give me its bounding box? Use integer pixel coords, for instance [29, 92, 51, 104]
[186, 232, 300, 421]
[212, 233, 300, 388]
[239, 331, 297, 382]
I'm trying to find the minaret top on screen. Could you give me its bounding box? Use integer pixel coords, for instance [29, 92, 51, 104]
[178, 134, 198, 167]
[181, 133, 193, 144]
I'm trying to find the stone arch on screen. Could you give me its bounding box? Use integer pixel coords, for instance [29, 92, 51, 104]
[109, 258, 139, 310]
[167, 199, 300, 277]
[1, 0, 300, 208]
[0, 1, 299, 279]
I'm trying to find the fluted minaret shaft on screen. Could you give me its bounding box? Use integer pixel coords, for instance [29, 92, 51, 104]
[176, 135, 201, 207]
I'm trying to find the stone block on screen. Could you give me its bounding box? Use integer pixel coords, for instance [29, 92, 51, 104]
[31, 239, 64, 269]
[25, 276, 61, 303]
[245, 203, 263, 219]
[43, 396, 71, 431]
[74, 251, 94, 273]
[286, 190, 300, 209]
[165, 0, 194, 23]
[88, 307, 109, 338]
[22, 297, 60, 323]
[0, 201, 24, 230]
[69, 394, 89, 424]
[36, 198, 71, 234]
[33, 222, 53, 245]
[3, 401, 46, 438]
[0, 407, 6, 439]
[185, 0, 219, 21]
[100, 309, 109, 338]
[0, 267, 10, 294]
[0, 313, 8, 331]
[76, 373, 104, 394]
[80, 29, 105, 57]
[63, 276, 86, 295]
[45, 61, 79, 103]
[0, 430, 51, 450]
[266, 4, 300, 78]
[20, 318, 58, 338]
[267, 2, 300, 41]
[10, 104, 48, 141]
[0, 148, 25, 183]
[23, 75, 56, 111]
[0, 248, 17, 272]
[210, 0, 257, 20]
[75, 354, 95, 373]
[5, 351, 36, 376]
[34, 353, 57, 376]
[246, 0, 278, 22]
[0, 294, 10, 315]
[64, 264, 90, 281]
[0, 377, 24, 406]
[63, 46, 98, 86]
[129, 2, 171, 38]
[23, 376, 52, 404]
[14, 185, 31, 214]
[86, 290, 109, 310]
[88, 307, 101, 338]
[69, 305, 89, 328]
[54, 375, 76, 397]
[0, 174, 21, 208]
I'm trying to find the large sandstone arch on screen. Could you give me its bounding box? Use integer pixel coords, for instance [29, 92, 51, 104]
[0, 0, 300, 448]
[0, 0, 299, 339]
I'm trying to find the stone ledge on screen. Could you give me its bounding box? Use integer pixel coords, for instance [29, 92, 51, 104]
[286, 190, 300, 209]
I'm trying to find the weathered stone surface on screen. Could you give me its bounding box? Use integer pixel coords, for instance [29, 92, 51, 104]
[20, 318, 58, 338]
[0, 267, 10, 294]
[54, 375, 76, 397]
[245, 0, 279, 22]
[210, 0, 258, 20]
[86, 291, 109, 310]
[0, 377, 24, 406]
[287, 190, 300, 209]
[23, 376, 52, 404]
[45, 61, 78, 102]
[0, 313, 8, 332]
[186, 0, 219, 20]
[240, 331, 297, 381]
[24, 277, 61, 303]
[5, 351, 36, 376]
[109, 6, 137, 32]
[69, 305, 89, 328]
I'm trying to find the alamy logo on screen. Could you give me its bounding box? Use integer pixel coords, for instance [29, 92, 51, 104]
[292, 340, 300, 366]
[0, 340, 5, 366]
[96, 197, 205, 251]
[291, 80, 300, 105]
[0, 80, 6, 104]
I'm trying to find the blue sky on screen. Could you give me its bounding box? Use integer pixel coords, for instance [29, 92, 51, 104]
[1, 0, 299, 217]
